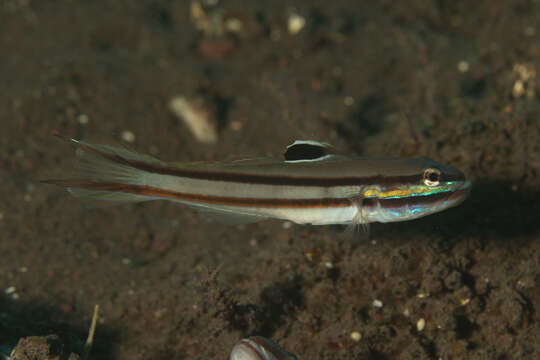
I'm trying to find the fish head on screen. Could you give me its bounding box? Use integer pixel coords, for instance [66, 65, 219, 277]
[365, 157, 471, 222]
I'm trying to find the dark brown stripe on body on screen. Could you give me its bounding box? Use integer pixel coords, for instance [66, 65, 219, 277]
[48, 178, 465, 209]
[54, 180, 353, 208]
[78, 142, 465, 187]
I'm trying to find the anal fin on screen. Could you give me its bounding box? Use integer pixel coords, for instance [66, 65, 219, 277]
[174, 200, 268, 225]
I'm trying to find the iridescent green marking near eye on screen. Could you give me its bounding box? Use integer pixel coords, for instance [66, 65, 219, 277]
[407, 184, 457, 198]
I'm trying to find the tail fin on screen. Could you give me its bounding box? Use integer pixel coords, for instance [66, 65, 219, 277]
[43, 135, 164, 203]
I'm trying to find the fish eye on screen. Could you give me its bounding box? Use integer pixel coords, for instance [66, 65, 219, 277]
[423, 168, 441, 186]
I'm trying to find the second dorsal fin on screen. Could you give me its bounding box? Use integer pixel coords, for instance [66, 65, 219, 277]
[283, 140, 335, 162]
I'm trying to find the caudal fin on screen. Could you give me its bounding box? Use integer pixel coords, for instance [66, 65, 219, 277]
[43, 135, 164, 203]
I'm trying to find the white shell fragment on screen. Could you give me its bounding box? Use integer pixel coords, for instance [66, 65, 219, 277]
[417, 318, 426, 331]
[230, 336, 297, 360]
[169, 96, 217, 144]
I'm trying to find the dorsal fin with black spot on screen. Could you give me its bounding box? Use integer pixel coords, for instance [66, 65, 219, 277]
[283, 140, 337, 163]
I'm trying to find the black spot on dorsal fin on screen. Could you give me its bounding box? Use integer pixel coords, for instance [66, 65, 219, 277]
[284, 140, 333, 162]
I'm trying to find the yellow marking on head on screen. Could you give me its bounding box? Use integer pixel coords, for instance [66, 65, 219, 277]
[362, 186, 436, 199]
[363, 188, 412, 198]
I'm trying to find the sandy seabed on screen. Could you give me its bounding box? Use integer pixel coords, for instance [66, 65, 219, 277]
[1, 1, 539, 359]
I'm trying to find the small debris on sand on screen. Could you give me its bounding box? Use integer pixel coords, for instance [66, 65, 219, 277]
[169, 96, 217, 144]
[121, 130, 136, 143]
[350, 331, 361, 342]
[288, 12, 305, 35]
[416, 318, 426, 332]
[8, 335, 80, 360]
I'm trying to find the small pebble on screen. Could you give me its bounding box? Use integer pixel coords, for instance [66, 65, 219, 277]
[459, 298, 471, 306]
[121, 130, 136, 143]
[230, 120, 243, 131]
[77, 113, 89, 124]
[225, 18, 243, 33]
[457, 60, 469, 73]
[513, 80, 525, 98]
[4, 286, 16, 295]
[524, 26, 535, 36]
[344, 96, 355, 106]
[154, 308, 167, 318]
[121, 258, 132, 265]
[288, 13, 305, 34]
[350, 331, 361, 342]
[372, 299, 383, 308]
[417, 318, 426, 331]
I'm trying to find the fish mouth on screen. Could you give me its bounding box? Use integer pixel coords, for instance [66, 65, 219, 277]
[447, 180, 472, 206]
